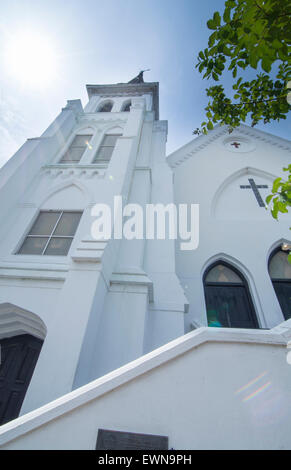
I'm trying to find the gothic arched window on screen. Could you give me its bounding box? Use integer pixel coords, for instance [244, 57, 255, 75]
[268, 247, 291, 320]
[122, 100, 131, 112]
[60, 134, 93, 163]
[203, 262, 258, 329]
[93, 133, 122, 163]
[98, 101, 113, 113]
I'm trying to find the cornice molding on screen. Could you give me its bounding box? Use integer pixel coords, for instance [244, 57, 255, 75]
[77, 115, 127, 125]
[167, 124, 291, 169]
[86, 82, 159, 120]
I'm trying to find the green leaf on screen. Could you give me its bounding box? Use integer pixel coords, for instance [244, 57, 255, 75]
[223, 7, 231, 23]
[207, 19, 216, 30]
[272, 177, 282, 193]
[272, 39, 282, 49]
[266, 194, 273, 205]
[213, 12, 221, 27]
[261, 58, 272, 73]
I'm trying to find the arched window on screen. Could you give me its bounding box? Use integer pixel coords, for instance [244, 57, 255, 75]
[93, 133, 122, 163]
[98, 101, 113, 113]
[268, 247, 291, 320]
[60, 134, 93, 163]
[203, 262, 258, 329]
[122, 100, 131, 112]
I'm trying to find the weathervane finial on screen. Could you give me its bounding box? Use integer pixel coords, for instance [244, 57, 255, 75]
[128, 69, 150, 84]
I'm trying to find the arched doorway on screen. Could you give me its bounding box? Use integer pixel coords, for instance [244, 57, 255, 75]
[204, 261, 259, 329]
[0, 303, 46, 425]
[0, 334, 43, 425]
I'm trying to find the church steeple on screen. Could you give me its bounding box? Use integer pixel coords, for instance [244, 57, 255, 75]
[86, 74, 159, 119]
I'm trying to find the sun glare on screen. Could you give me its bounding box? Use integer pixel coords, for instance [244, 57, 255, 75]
[4, 31, 57, 88]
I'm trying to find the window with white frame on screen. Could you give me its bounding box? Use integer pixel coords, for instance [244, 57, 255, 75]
[93, 134, 122, 163]
[59, 135, 93, 163]
[17, 211, 82, 256]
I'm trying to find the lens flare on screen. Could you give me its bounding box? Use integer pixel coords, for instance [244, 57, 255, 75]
[4, 31, 57, 88]
[235, 371, 268, 395]
[242, 381, 272, 402]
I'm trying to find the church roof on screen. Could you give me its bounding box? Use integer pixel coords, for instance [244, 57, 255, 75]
[167, 123, 291, 169]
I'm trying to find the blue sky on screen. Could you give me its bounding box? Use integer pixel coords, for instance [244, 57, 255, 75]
[0, 0, 290, 167]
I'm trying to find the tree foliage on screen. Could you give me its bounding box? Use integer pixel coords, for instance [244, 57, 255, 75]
[195, 0, 291, 261]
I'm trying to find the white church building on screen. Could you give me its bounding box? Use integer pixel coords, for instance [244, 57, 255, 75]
[0, 75, 290, 450]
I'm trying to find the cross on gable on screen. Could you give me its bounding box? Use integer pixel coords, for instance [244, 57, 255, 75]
[240, 178, 268, 207]
[231, 141, 241, 149]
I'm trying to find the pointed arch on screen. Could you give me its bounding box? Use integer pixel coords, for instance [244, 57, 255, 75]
[0, 303, 47, 340]
[103, 124, 124, 135]
[202, 253, 261, 329]
[72, 124, 97, 135]
[267, 238, 291, 265]
[211, 166, 278, 218]
[0, 303, 46, 424]
[39, 179, 93, 209]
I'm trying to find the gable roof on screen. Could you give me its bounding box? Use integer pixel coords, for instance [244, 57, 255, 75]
[167, 124, 291, 169]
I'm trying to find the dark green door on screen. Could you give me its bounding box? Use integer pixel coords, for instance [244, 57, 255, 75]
[0, 334, 43, 425]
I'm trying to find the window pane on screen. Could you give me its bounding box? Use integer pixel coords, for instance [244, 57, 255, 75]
[273, 281, 291, 320]
[53, 212, 82, 236]
[94, 146, 113, 161]
[71, 135, 92, 147]
[44, 237, 73, 256]
[205, 264, 242, 283]
[60, 147, 84, 162]
[205, 285, 258, 328]
[18, 237, 49, 255]
[269, 250, 291, 279]
[29, 212, 60, 236]
[102, 135, 120, 146]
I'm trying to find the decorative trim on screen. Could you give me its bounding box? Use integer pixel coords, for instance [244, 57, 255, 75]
[0, 263, 68, 282]
[78, 116, 127, 125]
[167, 124, 291, 169]
[0, 303, 47, 340]
[86, 82, 159, 120]
[149, 302, 187, 314]
[110, 271, 154, 302]
[71, 239, 107, 263]
[168, 127, 227, 168]
[41, 166, 106, 180]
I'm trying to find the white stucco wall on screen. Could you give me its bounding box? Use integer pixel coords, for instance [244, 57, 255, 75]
[0, 82, 187, 416]
[168, 125, 291, 332]
[1, 324, 291, 450]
